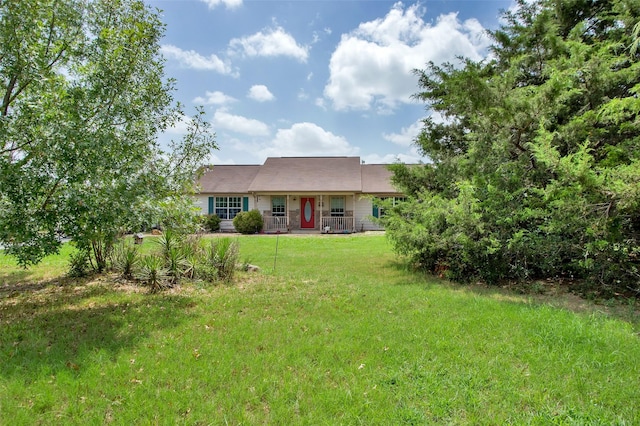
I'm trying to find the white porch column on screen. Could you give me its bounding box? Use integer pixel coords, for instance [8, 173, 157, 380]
[320, 194, 323, 231]
[352, 193, 356, 232]
[286, 194, 290, 229]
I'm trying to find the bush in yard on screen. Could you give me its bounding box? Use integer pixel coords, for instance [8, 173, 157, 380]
[67, 249, 90, 278]
[181, 235, 204, 279]
[111, 240, 140, 280]
[198, 238, 239, 283]
[136, 255, 170, 293]
[203, 214, 221, 232]
[233, 210, 263, 234]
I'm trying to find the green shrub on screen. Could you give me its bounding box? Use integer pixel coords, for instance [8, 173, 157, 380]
[135, 255, 170, 293]
[199, 238, 239, 283]
[111, 240, 140, 280]
[155, 228, 184, 259]
[232, 209, 263, 234]
[203, 214, 221, 232]
[67, 249, 90, 278]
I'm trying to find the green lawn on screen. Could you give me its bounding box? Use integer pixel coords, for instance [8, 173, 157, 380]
[1, 234, 639, 424]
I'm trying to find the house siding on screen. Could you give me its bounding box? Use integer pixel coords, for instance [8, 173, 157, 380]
[354, 197, 385, 231]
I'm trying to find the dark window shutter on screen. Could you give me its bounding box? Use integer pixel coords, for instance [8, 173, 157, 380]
[372, 204, 379, 218]
[242, 196, 249, 211]
[208, 197, 214, 215]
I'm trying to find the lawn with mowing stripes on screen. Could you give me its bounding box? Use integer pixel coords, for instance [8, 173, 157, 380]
[1, 234, 639, 424]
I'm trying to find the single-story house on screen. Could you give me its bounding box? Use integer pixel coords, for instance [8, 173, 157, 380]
[194, 156, 406, 233]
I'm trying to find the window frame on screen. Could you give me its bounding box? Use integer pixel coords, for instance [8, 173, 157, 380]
[271, 196, 286, 217]
[215, 196, 242, 219]
[330, 196, 345, 217]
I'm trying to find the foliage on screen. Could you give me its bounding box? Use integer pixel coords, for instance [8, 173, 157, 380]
[0, 0, 217, 268]
[201, 238, 239, 283]
[232, 209, 263, 234]
[135, 255, 170, 292]
[66, 249, 90, 278]
[154, 197, 204, 235]
[111, 239, 140, 280]
[203, 214, 221, 232]
[155, 228, 184, 259]
[386, 0, 640, 293]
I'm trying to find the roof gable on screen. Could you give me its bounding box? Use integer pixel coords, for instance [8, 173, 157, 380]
[248, 157, 362, 192]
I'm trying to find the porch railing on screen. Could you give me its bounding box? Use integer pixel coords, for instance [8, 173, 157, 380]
[321, 216, 355, 233]
[263, 215, 288, 233]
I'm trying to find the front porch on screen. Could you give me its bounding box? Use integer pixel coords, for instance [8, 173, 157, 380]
[263, 215, 356, 234]
[259, 194, 358, 234]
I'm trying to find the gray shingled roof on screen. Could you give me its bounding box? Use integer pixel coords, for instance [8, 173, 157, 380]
[197, 165, 261, 194]
[197, 157, 405, 194]
[361, 164, 398, 194]
[248, 157, 362, 192]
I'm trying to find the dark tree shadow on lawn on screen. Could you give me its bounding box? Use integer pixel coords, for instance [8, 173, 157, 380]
[384, 259, 640, 326]
[0, 280, 195, 380]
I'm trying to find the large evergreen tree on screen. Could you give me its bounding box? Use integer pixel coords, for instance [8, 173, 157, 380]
[385, 0, 640, 294]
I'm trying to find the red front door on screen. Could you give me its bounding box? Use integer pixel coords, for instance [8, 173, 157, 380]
[300, 197, 315, 228]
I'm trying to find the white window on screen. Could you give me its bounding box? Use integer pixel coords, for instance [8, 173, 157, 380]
[272, 196, 286, 216]
[330, 196, 345, 217]
[376, 197, 406, 218]
[215, 196, 242, 219]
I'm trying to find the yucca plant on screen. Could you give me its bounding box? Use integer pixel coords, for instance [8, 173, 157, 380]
[181, 235, 203, 279]
[205, 238, 239, 283]
[155, 228, 184, 260]
[165, 246, 185, 285]
[135, 255, 170, 293]
[112, 240, 140, 280]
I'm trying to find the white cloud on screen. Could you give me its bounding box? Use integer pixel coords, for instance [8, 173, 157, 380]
[229, 26, 309, 62]
[297, 89, 309, 101]
[259, 122, 358, 158]
[383, 119, 423, 147]
[247, 85, 275, 102]
[200, 0, 242, 9]
[212, 109, 270, 136]
[161, 44, 237, 76]
[193, 90, 237, 105]
[362, 152, 424, 164]
[323, 3, 492, 112]
[210, 156, 237, 165]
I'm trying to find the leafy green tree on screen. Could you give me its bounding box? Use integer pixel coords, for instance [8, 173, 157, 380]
[0, 0, 216, 269]
[386, 0, 640, 293]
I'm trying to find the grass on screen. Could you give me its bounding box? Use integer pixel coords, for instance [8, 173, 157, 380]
[1, 234, 640, 424]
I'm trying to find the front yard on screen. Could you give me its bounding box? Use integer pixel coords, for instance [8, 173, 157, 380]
[1, 234, 639, 424]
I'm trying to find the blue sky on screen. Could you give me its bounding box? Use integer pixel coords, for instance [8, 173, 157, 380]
[149, 0, 514, 165]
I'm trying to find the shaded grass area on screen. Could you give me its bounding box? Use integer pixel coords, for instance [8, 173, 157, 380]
[1, 234, 640, 424]
[0, 243, 78, 288]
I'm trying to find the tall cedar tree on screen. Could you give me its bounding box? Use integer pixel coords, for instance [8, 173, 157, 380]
[384, 0, 640, 294]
